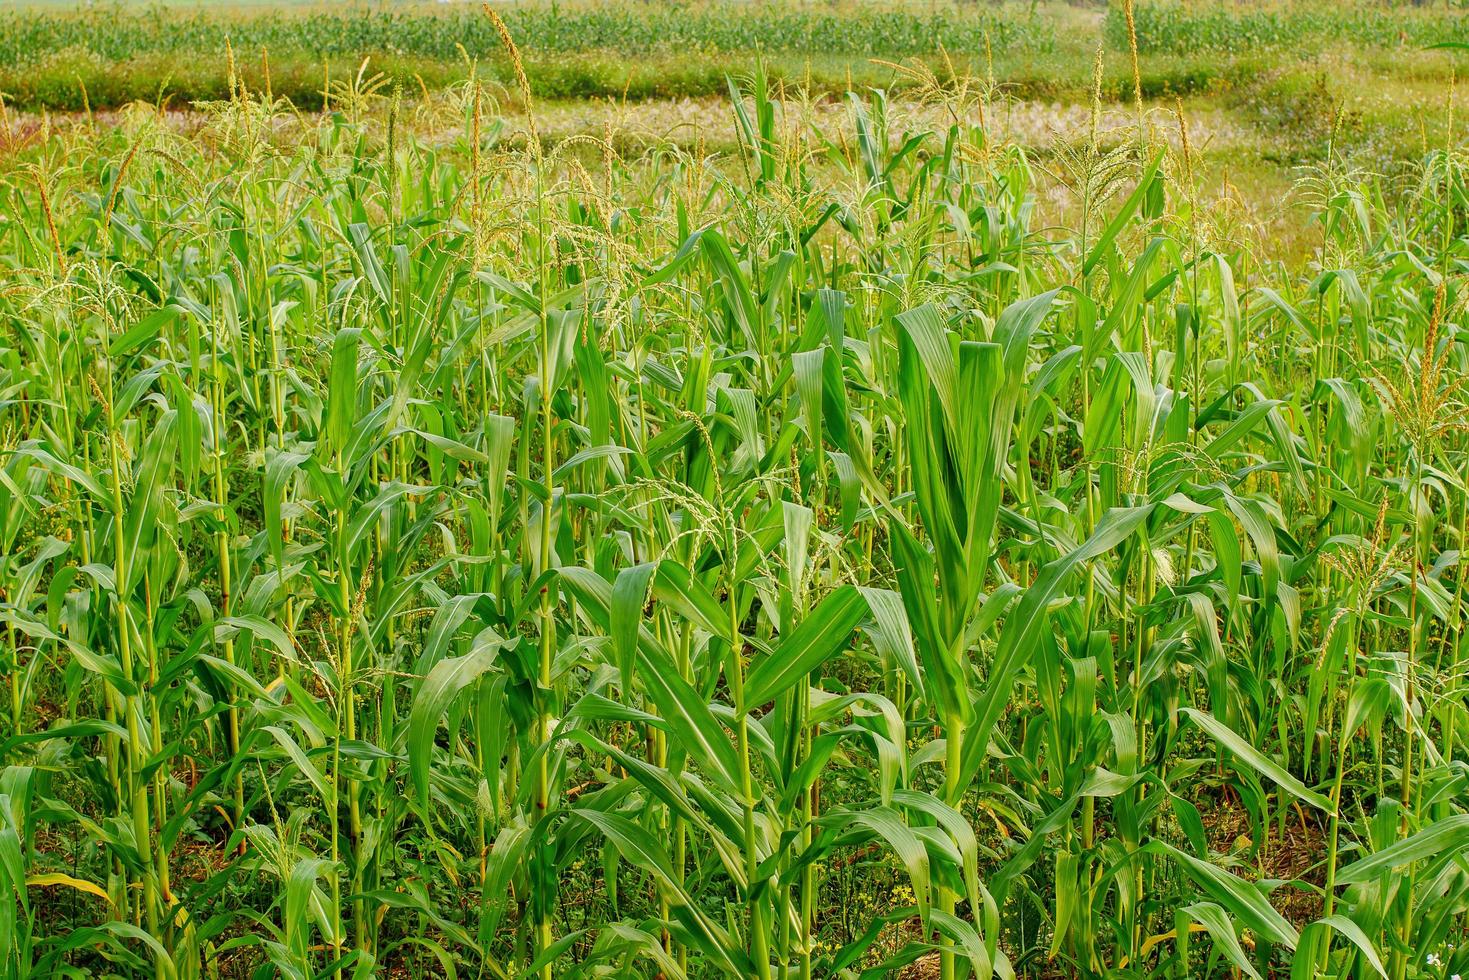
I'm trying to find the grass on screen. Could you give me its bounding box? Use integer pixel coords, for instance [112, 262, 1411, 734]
[1, 3, 1468, 979]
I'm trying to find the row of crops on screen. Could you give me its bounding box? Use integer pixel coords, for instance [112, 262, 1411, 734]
[5, 1, 1464, 71]
[1106, 1, 1469, 54]
[0, 3, 1054, 67]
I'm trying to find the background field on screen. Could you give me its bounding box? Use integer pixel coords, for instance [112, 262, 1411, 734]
[6, 1, 1468, 108]
[4, 0, 1466, 235]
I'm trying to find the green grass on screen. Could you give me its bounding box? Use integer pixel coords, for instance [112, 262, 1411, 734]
[1, 5, 1468, 980]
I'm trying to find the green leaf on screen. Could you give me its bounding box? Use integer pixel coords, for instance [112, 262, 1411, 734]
[1294, 916, 1387, 980]
[1181, 708, 1330, 812]
[323, 327, 362, 459]
[1335, 814, 1469, 885]
[409, 638, 505, 806]
[963, 505, 1154, 782]
[745, 585, 865, 706]
[1183, 902, 1262, 980]
[575, 809, 749, 976]
[1151, 841, 1298, 950]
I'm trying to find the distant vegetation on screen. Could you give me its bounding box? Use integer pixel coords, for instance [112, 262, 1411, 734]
[1112, 1, 1469, 53]
[0, 0, 1464, 110]
[0, 2, 1052, 62]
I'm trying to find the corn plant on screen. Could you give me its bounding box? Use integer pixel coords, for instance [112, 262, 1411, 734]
[0, 20, 1467, 980]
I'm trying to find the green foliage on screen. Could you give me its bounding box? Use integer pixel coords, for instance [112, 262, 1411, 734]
[1110, 0, 1469, 54]
[1, 2, 1054, 65]
[0, 26, 1467, 980]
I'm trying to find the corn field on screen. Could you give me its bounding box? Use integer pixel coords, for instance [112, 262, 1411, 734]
[1, 28, 1468, 980]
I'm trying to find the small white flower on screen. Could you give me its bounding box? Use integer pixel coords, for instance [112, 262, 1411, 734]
[1426, 954, 1440, 967]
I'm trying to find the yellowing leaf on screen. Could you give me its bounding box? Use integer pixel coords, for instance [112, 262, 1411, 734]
[27, 873, 112, 905]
